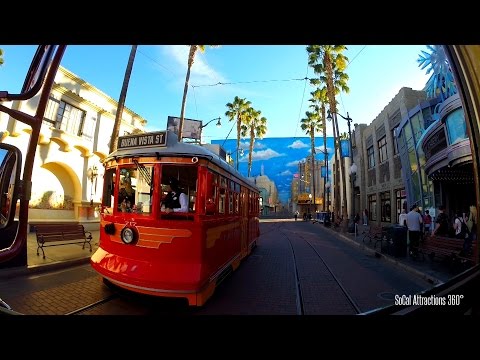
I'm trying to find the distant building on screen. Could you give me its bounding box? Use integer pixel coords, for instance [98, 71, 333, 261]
[254, 174, 278, 214]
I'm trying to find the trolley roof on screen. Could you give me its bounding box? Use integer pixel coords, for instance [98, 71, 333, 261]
[106, 130, 258, 189]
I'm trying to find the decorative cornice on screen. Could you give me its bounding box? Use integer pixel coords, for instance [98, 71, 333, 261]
[57, 66, 148, 123]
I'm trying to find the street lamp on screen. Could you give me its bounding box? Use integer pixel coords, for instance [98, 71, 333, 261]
[325, 181, 331, 212]
[198, 117, 221, 143]
[227, 148, 244, 169]
[350, 162, 357, 224]
[200, 117, 222, 129]
[327, 110, 355, 228]
[317, 147, 329, 212]
[87, 165, 98, 206]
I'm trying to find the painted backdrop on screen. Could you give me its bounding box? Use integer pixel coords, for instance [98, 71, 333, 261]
[211, 136, 335, 205]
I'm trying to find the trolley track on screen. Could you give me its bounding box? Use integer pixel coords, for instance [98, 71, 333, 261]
[283, 226, 362, 315]
[65, 294, 119, 315]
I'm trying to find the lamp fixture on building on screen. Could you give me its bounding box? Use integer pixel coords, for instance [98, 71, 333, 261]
[87, 165, 98, 206]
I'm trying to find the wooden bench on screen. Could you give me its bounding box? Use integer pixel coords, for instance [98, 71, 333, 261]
[419, 235, 476, 267]
[35, 224, 93, 259]
[361, 225, 385, 249]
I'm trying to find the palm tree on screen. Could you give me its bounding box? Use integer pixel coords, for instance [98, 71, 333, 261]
[300, 109, 323, 213]
[241, 107, 267, 177]
[225, 96, 252, 170]
[308, 87, 328, 211]
[109, 45, 138, 154]
[418, 45, 457, 102]
[307, 45, 350, 224]
[0, 48, 4, 66]
[178, 45, 219, 142]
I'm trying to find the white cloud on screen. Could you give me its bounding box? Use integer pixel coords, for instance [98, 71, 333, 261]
[286, 159, 301, 167]
[163, 45, 225, 85]
[279, 170, 292, 176]
[288, 140, 309, 149]
[239, 148, 285, 162]
[255, 142, 266, 149]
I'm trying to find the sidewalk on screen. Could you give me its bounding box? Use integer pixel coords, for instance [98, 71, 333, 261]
[318, 222, 455, 284]
[0, 230, 100, 278]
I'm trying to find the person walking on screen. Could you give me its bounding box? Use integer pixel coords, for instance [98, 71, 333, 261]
[463, 205, 477, 255]
[423, 209, 432, 236]
[432, 205, 449, 236]
[406, 204, 423, 259]
[363, 208, 369, 226]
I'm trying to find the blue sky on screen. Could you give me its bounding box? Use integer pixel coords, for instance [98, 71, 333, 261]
[1, 45, 430, 142]
[1, 45, 432, 203]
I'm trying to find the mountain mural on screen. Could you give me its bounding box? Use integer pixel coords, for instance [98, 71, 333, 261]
[211, 136, 336, 205]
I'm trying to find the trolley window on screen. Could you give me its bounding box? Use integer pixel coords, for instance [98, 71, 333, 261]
[205, 170, 217, 215]
[160, 165, 198, 213]
[102, 168, 115, 213]
[117, 164, 154, 214]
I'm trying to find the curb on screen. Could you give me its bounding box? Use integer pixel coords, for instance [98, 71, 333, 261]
[0, 257, 91, 280]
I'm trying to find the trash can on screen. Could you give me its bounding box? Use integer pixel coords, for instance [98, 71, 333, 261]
[324, 212, 331, 227]
[347, 222, 356, 233]
[388, 225, 408, 257]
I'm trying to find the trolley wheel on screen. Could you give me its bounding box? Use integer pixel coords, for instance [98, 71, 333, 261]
[102, 277, 116, 290]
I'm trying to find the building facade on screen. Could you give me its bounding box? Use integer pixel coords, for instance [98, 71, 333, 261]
[353, 87, 428, 226]
[0, 66, 147, 230]
[414, 93, 473, 220]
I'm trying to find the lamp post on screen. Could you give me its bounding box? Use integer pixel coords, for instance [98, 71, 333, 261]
[325, 181, 331, 212]
[86, 165, 98, 206]
[317, 147, 329, 212]
[199, 117, 221, 143]
[227, 148, 244, 169]
[327, 110, 355, 228]
[308, 193, 312, 215]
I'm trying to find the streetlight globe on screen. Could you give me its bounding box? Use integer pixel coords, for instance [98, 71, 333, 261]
[350, 163, 357, 175]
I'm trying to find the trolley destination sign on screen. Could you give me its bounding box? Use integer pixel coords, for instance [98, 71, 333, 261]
[118, 131, 167, 150]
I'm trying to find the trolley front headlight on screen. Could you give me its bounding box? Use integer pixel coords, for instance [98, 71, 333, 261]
[121, 226, 138, 244]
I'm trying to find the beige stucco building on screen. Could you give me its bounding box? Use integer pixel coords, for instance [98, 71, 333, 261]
[0, 66, 147, 230]
[352, 87, 427, 225]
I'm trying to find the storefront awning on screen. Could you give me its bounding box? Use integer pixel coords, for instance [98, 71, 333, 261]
[429, 167, 474, 183]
